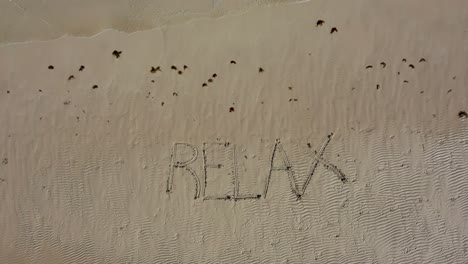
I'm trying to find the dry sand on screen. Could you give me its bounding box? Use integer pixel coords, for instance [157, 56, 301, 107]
[1, 0, 468, 263]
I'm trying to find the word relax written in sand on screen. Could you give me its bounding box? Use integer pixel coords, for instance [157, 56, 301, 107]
[166, 134, 347, 200]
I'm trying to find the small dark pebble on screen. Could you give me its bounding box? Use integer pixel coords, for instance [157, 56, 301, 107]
[458, 111, 467, 119]
[150, 66, 160, 73]
[112, 50, 122, 58]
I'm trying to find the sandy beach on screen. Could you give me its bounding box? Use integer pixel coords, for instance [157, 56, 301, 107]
[1, 0, 468, 263]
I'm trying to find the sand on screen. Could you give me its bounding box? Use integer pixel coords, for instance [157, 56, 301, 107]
[1, 0, 468, 263]
[0, 0, 299, 45]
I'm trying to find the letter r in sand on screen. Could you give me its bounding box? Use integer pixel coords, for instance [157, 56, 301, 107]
[166, 143, 201, 199]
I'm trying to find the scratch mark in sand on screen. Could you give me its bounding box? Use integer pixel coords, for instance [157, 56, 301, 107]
[8, 0, 56, 30]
